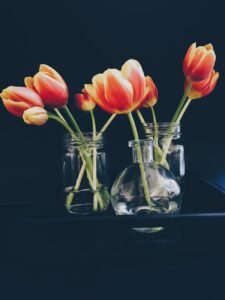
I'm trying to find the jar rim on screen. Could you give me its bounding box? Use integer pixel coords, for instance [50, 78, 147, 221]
[128, 138, 153, 148]
[143, 122, 181, 138]
[63, 132, 105, 149]
[63, 132, 104, 142]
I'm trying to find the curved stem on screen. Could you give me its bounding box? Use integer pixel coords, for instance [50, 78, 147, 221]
[48, 113, 77, 139]
[151, 106, 157, 126]
[96, 114, 117, 140]
[127, 112, 153, 208]
[160, 98, 192, 164]
[54, 109, 69, 125]
[136, 110, 146, 125]
[176, 98, 192, 124]
[63, 105, 83, 136]
[171, 82, 192, 123]
[160, 82, 192, 165]
[90, 110, 97, 139]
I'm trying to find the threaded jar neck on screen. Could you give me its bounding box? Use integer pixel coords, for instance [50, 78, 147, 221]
[144, 122, 181, 139]
[129, 139, 154, 163]
[63, 132, 104, 151]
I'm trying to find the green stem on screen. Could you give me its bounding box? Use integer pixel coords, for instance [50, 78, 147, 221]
[150, 106, 158, 147]
[62, 105, 83, 136]
[171, 82, 192, 123]
[127, 112, 153, 208]
[48, 113, 77, 139]
[136, 110, 146, 125]
[54, 108, 69, 125]
[176, 98, 192, 124]
[160, 82, 192, 165]
[65, 161, 86, 210]
[90, 110, 97, 139]
[96, 114, 117, 140]
[151, 106, 157, 126]
[90, 110, 98, 210]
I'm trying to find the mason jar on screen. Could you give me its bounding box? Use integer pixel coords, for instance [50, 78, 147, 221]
[62, 132, 110, 214]
[144, 122, 185, 185]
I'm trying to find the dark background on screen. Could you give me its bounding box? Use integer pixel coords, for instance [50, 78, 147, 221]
[0, 0, 225, 296]
[0, 0, 224, 206]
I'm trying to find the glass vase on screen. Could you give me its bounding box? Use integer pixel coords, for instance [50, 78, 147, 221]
[63, 132, 110, 214]
[144, 122, 185, 185]
[111, 139, 182, 233]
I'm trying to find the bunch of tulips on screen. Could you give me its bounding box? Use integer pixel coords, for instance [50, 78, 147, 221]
[0, 42, 219, 211]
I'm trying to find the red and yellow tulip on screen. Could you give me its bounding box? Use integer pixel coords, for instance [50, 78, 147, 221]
[23, 107, 48, 126]
[85, 59, 148, 114]
[185, 70, 219, 100]
[0, 86, 44, 117]
[75, 88, 96, 111]
[139, 76, 158, 108]
[25, 64, 68, 108]
[183, 42, 216, 82]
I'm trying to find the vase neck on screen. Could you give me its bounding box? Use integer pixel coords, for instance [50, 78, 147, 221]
[129, 140, 154, 163]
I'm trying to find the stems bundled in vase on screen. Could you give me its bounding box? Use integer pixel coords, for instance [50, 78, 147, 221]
[0, 42, 219, 215]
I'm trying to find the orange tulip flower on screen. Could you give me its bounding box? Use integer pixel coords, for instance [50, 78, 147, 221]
[185, 70, 219, 100]
[183, 42, 216, 82]
[85, 59, 148, 114]
[138, 76, 158, 109]
[25, 64, 68, 108]
[23, 107, 48, 126]
[75, 88, 96, 111]
[0, 86, 44, 117]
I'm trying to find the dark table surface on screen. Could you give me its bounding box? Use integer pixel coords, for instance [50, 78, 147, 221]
[1, 138, 225, 298]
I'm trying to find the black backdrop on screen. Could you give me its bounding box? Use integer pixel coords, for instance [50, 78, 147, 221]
[0, 0, 225, 296]
[0, 0, 224, 205]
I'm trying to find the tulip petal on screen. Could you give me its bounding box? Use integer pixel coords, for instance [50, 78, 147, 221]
[75, 93, 96, 111]
[191, 51, 216, 81]
[23, 107, 48, 125]
[103, 69, 134, 113]
[183, 42, 197, 74]
[1, 86, 44, 107]
[24, 77, 36, 91]
[34, 73, 68, 107]
[2, 99, 31, 117]
[204, 43, 213, 51]
[121, 59, 145, 102]
[39, 64, 67, 87]
[85, 84, 115, 113]
[186, 70, 219, 99]
[92, 74, 116, 111]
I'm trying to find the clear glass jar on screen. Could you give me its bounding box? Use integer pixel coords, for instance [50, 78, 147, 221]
[63, 132, 110, 214]
[144, 122, 185, 184]
[111, 139, 182, 233]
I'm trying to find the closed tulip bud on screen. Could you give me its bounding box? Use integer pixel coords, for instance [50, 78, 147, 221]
[183, 42, 216, 82]
[75, 88, 96, 111]
[0, 86, 44, 117]
[138, 76, 158, 109]
[24, 64, 68, 108]
[23, 107, 48, 126]
[185, 70, 219, 100]
[85, 59, 149, 114]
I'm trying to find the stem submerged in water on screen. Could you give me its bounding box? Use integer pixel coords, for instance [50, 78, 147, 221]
[127, 112, 153, 208]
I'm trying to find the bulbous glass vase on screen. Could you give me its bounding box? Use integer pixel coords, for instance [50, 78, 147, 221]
[111, 139, 182, 233]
